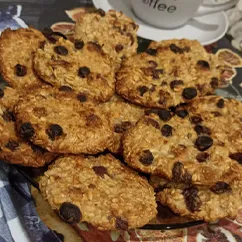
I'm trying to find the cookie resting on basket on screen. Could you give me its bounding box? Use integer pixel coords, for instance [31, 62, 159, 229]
[116, 39, 224, 108]
[123, 96, 242, 186]
[39, 154, 157, 230]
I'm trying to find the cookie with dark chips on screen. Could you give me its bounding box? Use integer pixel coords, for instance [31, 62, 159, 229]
[0, 87, 56, 167]
[14, 87, 114, 154]
[116, 39, 222, 108]
[100, 96, 144, 153]
[39, 154, 157, 230]
[74, 9, 138, 66]
[33, 38, 115, 102]
[0, 28, 46, 90]
[123, 96, 242, 185]
[150, 173, 242, 222]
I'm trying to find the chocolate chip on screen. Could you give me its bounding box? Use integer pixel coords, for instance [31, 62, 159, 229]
[157, 109, 172, 122]
[161, 81, 167, 86]
[210, 182, 232, 194]
[172, 162, 192, 184]
[152, 69, 163, 79]
[161, 124, 172, 137]
[46, 124, 63, 140]
[216, 99, 224, 108]
[114, 121, 132, 133]
[182, 88, 197, 100]
[196, 152, 209, 162]
[0, 89, 4, 98]
[138, 86, 149, 96]
[19, 122, 35, 140]
[195, 136, 213, 151]
[53, 230, 64, 242]
[194, 125, 211, 135]
[148, 61, 158, 68]
[212, 111, 222, 117]
[59, 86, 73, 92]
[144, 118, 160, 129]
[210, 77, 219, 88]
[59, 202, 81, 224]
[93, 166, 108, 178]
[96, 8, 106, 16]
[86, 114, 101, 126]
[5, 140, 19, 151]
[176, 109, 188, 118]
[229, 153, 242, 164]
[182, 186, 201, 212]
[30, 143, 47, 154]
[74, 40, 84, 50]
[2, 110, 15, 122]
[140, 150, 154, 165]
[169, 44, 183, 54]
[77, 93, 87, 102]
[197, 60, 210, 70]
[54, 46, 68, 56]
[190, 116, 203, 124]
[115, 44, 124, 53]
[115, 217, 128, 230]
[78, 67, 90, 78]
[39, 40, 46, 49]
[146, 48, 157, 56]
[127, 33, 135, 45]
[15, 64, 27, 77]
[170, 80, 184, 90]
[87, 42, 102, 52]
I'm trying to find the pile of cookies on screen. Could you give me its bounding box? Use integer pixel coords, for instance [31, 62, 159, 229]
[0, 9, 242, 230]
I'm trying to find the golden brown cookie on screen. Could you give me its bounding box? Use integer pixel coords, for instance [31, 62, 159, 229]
[100, 96, 144, 153]
[123, 96, 242, 185]
[0, 28, 46, 90]
[74, 9, 138, 67]
[14, 87, 114, 154]
[116, 39, 222, 108]
[0, 87, 56, 167]
[39, 154, 157, 230]
[33, 38, 115, 102]
[150, 173, 242, 222]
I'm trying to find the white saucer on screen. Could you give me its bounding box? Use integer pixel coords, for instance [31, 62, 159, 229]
[93, 0, 229, 45]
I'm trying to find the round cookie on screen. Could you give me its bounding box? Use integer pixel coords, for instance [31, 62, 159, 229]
[74, 9, 138, 67]
[33, 38, 115, 102]
[0, 28, 46, 90]
[39, 154, 157, 230]
[151, 173, 242, 222]
[116, 39, 222, 108]
[0, 87, 57, 167]
[14, 87, 114, 154]
[123, 96, 242, 185]
[100, 96, 144, 153]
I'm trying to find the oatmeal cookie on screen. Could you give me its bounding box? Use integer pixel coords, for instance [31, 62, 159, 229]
[151, 173, 242, 222]
[33, 38, 115, 102]
[123, 96, 242, 185]
[39, 154, 157, 230]
[116, 39, 222, 108]
[74, 9, 138, 66]
[0, 28, 46, 90]
[14, 87, 114, 154]
[0, 87, 56, 167]
[100, 96, 144, 153]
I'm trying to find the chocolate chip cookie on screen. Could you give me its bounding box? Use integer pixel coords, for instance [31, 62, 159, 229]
[74, 9, 138, 67]
[0, 87, 56, 167]
[100, 96, 144, 153]
[39, 154, 157, 230]
[151, 173, 242, 222]
[14, 87, 114, 154]
[123, 96, 242, 185]
[33, 38, 115, 102]
[0, 28, 46, 90]
[116, 39, 222, 108]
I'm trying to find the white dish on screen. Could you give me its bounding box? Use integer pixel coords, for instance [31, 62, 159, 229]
[92, 0, 229, 46]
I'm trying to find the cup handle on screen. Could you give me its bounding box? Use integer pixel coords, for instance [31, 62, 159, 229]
[195, 0, 239, 17]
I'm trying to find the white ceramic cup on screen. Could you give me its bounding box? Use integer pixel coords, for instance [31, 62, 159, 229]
[130, 0, 239, 29]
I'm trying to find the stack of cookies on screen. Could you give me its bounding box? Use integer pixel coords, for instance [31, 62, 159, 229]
[0, 8, 241, 230]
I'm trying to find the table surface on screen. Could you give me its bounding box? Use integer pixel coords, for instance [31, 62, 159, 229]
[0, 0, 242, 242]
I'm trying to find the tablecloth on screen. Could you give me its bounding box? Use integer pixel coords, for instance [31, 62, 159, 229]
[0, 0, 242, 242]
